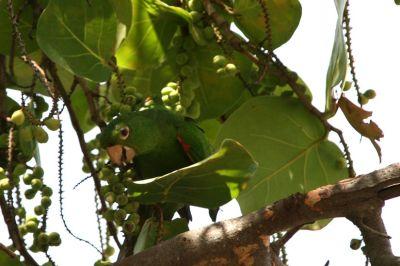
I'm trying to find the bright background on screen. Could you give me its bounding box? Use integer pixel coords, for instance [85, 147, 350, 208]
[1, 1, 400, 265]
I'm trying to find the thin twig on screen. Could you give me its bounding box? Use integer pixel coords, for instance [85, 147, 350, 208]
[47, 62, 122, 249]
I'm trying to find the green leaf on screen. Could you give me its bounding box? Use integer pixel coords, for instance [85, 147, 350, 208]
[0, 250, 22, 266]
[127, 139, 257, 209]
[115, 0, 177, 70]
[189, 44, 253, 120]
[395, 0, 400, 5]
[0, 0, 42, 55]
[215, 96, 347, 214]
[199, 119, 222, 144]
[325, 0, 348, 114]
[70, 85, 95, 133]
[36, 0, 118, 82]
[233, 0, 302, 50]
[133, 218, 188, 254]
[8, 51, 74, 96]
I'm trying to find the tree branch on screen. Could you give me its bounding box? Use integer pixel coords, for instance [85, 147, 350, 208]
[46, 63, 122, 249]
[116, 163, 400, 266]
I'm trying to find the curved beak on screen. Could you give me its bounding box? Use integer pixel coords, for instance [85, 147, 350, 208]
[106, 145, 136, 166]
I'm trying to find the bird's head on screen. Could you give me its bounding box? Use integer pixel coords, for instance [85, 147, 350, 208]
[99, 112, 160, 166]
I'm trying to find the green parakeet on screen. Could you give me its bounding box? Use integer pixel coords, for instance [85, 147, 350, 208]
[100, 107, 219, 220]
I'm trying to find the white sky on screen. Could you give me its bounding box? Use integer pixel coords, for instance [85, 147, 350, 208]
[1, 1, 400, 265]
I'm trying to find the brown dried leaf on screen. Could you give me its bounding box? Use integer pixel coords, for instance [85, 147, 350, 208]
[338, 96, 384, 161]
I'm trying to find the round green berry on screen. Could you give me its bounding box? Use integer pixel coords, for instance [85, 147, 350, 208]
[212, 55, 228, 66]
[0, 178, 11, 191]
[105, 192, 116, 204]
[32, 167, 44, 179]
[13, 163, 27, 177]
[31, 178, 43, 190]
[25, 188, 37, 199]
[48, 232, 61, 246]
[180, 66, 193, 77]
[41, 196, 52, 208]
[114, 209, 127, 221]
[34, 205, 45, 216]
[44, 118, 61, 131]
[37, 233, 49, 245]
[104, 245, 115, 257]
[343, 81, 352, 91]
[124, 202, 140, 214]
[176, 53, 189, 65]
[16, 207, 26, 218]
[10, 109, 25, 126]
[364, 89, 376, 99]
[33, 126, 49, 143]
[116, 194, 129, 206]
[112, 183, 125, 194]
[103, 209, 115, 221]
[25, 221, 38, 233]
[19, 127, 33, 141]
[18, 225, 28, 236]
[123, 220, 136, 234]
[225, 63, 238, 75]
[41, 186, 53, 197]
[188, 0, 203, 11]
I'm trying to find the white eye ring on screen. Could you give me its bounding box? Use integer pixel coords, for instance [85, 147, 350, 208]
[119, 126, 130, 140]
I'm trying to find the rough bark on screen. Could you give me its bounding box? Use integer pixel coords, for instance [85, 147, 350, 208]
[116, 163, 400, 266]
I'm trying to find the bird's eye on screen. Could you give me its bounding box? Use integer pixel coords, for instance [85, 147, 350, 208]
[119, 126, 130, 140]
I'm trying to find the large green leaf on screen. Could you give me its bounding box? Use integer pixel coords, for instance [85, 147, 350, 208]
[115, 0, 177, 70]
[36, 0, 118, 82]
[189, 44, 253, 120]
[233, 0, 302, 50]
[127, 139, 257, 208]
[133, 218, 189, 254]
[215, 97, 347, 214]
[0, 250, 22, 266]
[0, 0, 43, 54]
[325, 0, 348, 114]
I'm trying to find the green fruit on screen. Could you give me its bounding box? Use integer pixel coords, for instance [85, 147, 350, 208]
[32, 167, 44, 179]
[122, 221, 136, 234]
[13, 163, 27, 177]
[41, 196, 52, 208]
[124, 202, 140, 214]
[103, 209, 115, 221]
[33, 127, 49, 143]
[105, 192, 116, 204]
[335, 158, 347, 169]
[359, 95, 369, 105]
[174, 104, 186, 115]
[110, 103, 121, 114]
[188, 0, 203, 11]
[225, 63, 238, 75]
[364, 89, 376, 99]
[212, 55, 228, 66]
[44, 118, 61, 131]
[104, 245, 115, 257]
[114, 209, 127, 221]
[125, 86, 137, 95]
[176, 53, 189, 65]
[26, 221, 38, 232]
[162, 95, 172, 105]
[31, 178, 43, 190]
[190, 11, 202, 23]
[169, 90, 180, 102]
[343, 81, 352, 91]
[37, 233, 49, 245]
[106, 174, 119, 184]
[0, 167, 4, 175]
[116, 194, 128, 206]
[18, 225, 28, 236]
[25, 188, 37, 199]
[179, 94, 193, 108]
[48, 232, 61, 246]
[180, 66, 193, 77]
[166, 82, 178, 89]
[94, 260, 112, 266]
[41, 186, 53, 197]
[10, 109, 25, 126]
[34, 205, 45, 216]
[161, 86, 175, 96]
[23, 174, 33, 185]
[128, 213, 140, 224]
[216, 67, 227, 75]
[112, 183, 125, 194]
[16, 207, 26, 218]
[100, 185, 111, 195]
[19, 126, 33, 141]
[0, 178, 12, 191]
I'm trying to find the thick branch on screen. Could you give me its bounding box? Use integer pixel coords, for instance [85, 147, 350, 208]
[116, 163, 400, 266]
